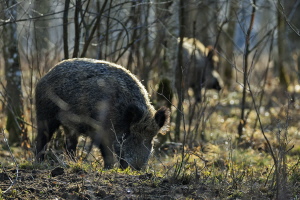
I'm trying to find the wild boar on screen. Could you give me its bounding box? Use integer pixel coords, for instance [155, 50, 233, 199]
[35, 58, 169, 170]
[180, 37, 223, 101]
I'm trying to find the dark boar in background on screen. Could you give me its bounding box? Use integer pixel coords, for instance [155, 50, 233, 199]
[35, 58, 169, 170]
[181, 37, 223, 101]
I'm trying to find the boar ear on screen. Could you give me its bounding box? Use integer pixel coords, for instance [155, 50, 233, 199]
[155, 107, 170, 129]
[124, 104, 144, 124]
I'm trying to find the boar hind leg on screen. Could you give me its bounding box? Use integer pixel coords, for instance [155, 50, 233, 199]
[63, 126, 78, 159]
[36, 119, 60, 161]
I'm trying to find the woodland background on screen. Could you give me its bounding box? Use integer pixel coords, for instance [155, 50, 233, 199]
[0, 0, 300, 199]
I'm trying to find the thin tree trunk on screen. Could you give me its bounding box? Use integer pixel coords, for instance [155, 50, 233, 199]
[80, 0, 109, 58]
[298, 55, 300, 82]
[126, 0, 139, 72]
[104, 0, 113, 60]
[174, 0, 185, 142]
[96, 1, 102, 60]
[63, 0, 70, 59]
[276, 3, 289, 199]
[2, 0, 26, 146]
[33, 0, 50, 52]
[223, 0, 239, 88]
[141, 1, 150, 89]
[237, 0, 256, 138]
[277, 0, 288, 89]
[73, 0, 81, 58]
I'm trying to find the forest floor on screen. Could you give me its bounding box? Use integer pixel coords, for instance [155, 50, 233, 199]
[1, 88, 300, 199]
[0, 163, 202, 200]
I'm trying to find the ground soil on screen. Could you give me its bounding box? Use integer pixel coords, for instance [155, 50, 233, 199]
[0, 165, 210, 200]
[1, 89, 300, 199]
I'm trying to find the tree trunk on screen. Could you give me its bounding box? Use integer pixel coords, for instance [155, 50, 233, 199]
[140, 1, 151, 89]
[2, 0, 26, 146]
[126, 0, 140, 72]
[237, 0, 256, 138]
[73, 0, 82, 58]
[80, 0, 108, 58]
[33, 0, 50, 52]
[276, 0, 288, 89]
[298, 54, 300, 82]
[174, 0, 185, 142]
[222, 0, 239, 88]
[63, 0, 70, 59]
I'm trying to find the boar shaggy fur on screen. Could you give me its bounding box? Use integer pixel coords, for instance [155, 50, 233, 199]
[35, 58, 169, 170]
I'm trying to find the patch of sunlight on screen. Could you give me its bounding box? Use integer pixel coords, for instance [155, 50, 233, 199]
[295, 84, 300, 92]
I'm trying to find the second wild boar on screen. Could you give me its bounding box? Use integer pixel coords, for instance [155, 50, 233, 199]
[180, 37, 223, 101]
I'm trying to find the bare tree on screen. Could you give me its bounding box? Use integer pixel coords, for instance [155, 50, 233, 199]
[220, 0, 240, 88]
[276, 0, 288, 89]
[237, 0, 256, 138]
[72, 0, 82, 58]
[1, 0, 26, 145]
[63, 0, 70, 59]
[33, 0, 50, 53]
[174, 0, 186, 141]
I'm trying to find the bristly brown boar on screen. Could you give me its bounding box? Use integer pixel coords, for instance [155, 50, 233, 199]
[35, 58, 169, 170]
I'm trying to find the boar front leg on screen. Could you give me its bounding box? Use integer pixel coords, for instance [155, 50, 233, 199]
[63, 126, 78, 159]
[92, 133, 115, 169]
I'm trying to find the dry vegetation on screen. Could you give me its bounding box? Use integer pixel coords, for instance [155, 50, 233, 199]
[1, 75, 300, 199]
[0, 0, 300, 199]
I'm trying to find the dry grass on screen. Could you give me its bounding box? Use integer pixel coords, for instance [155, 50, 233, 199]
[0, 56, 300, 199]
